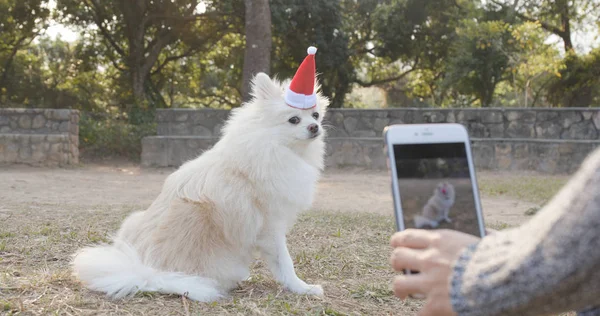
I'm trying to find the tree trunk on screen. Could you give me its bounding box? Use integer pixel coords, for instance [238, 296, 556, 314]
[131, 69, 146, 104]
[558, 0, 574, 52]
[241, 0, 272, 102]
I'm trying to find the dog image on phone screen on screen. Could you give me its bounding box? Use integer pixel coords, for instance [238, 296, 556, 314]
[414, 182, 456, 228]
[71, 48, 328, 302]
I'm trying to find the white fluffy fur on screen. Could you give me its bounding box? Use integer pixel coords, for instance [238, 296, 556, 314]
[414, 182, 456, 228]
[72, 72, 329, 302]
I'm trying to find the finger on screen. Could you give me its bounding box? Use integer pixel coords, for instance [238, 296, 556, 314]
[393, 274, 427, 300]
[391, 229, 434, 249]
[390, 247, 424, 272]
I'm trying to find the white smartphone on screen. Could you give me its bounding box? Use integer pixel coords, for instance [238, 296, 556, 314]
[384, 123, 486, 239]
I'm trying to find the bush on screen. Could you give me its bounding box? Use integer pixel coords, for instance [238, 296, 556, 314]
[79, 112, 156, 161]
[547, 49, 600, 107]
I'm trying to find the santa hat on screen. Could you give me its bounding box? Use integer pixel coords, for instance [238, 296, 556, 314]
[285, 46, 317, 110]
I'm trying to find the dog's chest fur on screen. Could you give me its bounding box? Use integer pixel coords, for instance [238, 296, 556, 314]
[254, 150, 320, 217]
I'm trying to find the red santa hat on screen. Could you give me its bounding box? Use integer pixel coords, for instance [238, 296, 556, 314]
[285, 46, 317, 110]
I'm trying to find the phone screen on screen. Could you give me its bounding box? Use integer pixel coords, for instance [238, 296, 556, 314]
[392, 142, 481, 237]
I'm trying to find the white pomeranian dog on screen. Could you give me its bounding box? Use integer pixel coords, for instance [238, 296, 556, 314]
[414, 181, 456, 228]
[71, 47, 329, 302]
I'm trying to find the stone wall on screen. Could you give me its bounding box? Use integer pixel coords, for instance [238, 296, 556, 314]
[143, 136, 597, 174]
[154, 108, 600, 140]
[142, 108, 600, 174]
[156, 109, 229, 137]
[142, 136, 217, 167]
[0, 108, 79, 165]
[470, 139, 599, 174]
[326, 137, 600, 174]
[324, 108, 600, 139]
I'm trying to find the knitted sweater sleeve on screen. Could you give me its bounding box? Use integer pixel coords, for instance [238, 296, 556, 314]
[450, 147, 600, 316]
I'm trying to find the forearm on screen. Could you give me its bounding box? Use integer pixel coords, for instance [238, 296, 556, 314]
[450, 149, 600, 316]
[578, 306, 600, 316]
[451, 241, 600, 316]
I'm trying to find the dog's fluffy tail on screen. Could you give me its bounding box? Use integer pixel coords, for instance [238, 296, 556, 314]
[413, 215, 439, 229]
[71, 240, 223, 302]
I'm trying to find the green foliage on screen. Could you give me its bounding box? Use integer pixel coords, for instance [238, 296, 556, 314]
[270, 0, 355, 108]
[495, 22, 565, 107]
[546, 49, 600, 107]
[490, 0, 600, 52]
[0, 46, 46, 105]
[367, 0, 479, 106]
[483, 0, 600, 107]
[0, 0, 598, 113]
[366, 0, 594, 108]
[0, 0, 50, 100]
[1, 36, 114, 111]
[443, 19, 513, 107]
[54, 0, 243, 111]
[154, 32, 245, 109]
[371, 0, 468, 64]
[79, 113, 156, 160]
[1, 0, 600, 160]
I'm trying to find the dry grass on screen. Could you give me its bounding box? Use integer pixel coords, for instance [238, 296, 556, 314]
[0, 169, 579, 316]
[478, 172, 570, 204]
[0, 204, 424, 315]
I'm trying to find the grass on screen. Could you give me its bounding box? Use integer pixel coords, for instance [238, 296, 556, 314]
[524, 206, 542, 216]
[0, 170, 579, 315]
[485, 221, 512, 231]
[0, 205, 425, 315]
[477, 171, 570, 204]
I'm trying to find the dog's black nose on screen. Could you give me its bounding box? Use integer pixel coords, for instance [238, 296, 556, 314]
[308, 124, 319, 134]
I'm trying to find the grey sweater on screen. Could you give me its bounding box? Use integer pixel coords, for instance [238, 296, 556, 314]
[450, 146, 600, 316]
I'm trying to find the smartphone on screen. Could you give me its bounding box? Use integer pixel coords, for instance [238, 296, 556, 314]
[384, 123, 486, 274]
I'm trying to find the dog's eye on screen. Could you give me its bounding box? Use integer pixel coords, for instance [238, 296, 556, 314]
[288, 116, 301, 125]
[312, 112, 319, 120]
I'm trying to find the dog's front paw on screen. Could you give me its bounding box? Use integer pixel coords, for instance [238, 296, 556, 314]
[303, 284, 324, 296]
[288, 283, 324, 297]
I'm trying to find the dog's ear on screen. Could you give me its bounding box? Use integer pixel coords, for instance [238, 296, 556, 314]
[250, 72, 281, 101]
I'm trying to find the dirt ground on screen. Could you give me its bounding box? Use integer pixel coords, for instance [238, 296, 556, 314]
[0, 163, 537, 227]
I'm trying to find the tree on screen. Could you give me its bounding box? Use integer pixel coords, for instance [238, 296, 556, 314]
[489, 0, 600, 54]
[0, 0, 50, 95]
[546, 49, 600, 107]
[442, 20, 514, 107]
[241, 0, 271, 102]
[151, 32, 245, 109]
[270, 0, 355, 108]
[0, 35, 114, 111]
[488, 0, 600, 107]
[502, 21, 565, 107]
[39, 36, 116, 112]
[55, 0, 241, 111]
[0, 44, 46, 106]
[367, 0, 480, 106]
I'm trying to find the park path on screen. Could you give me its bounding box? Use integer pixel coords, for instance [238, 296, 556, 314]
[0, 163, 535, 227]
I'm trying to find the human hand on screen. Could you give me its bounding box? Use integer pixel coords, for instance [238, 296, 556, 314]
[390, 229, 481, 316]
